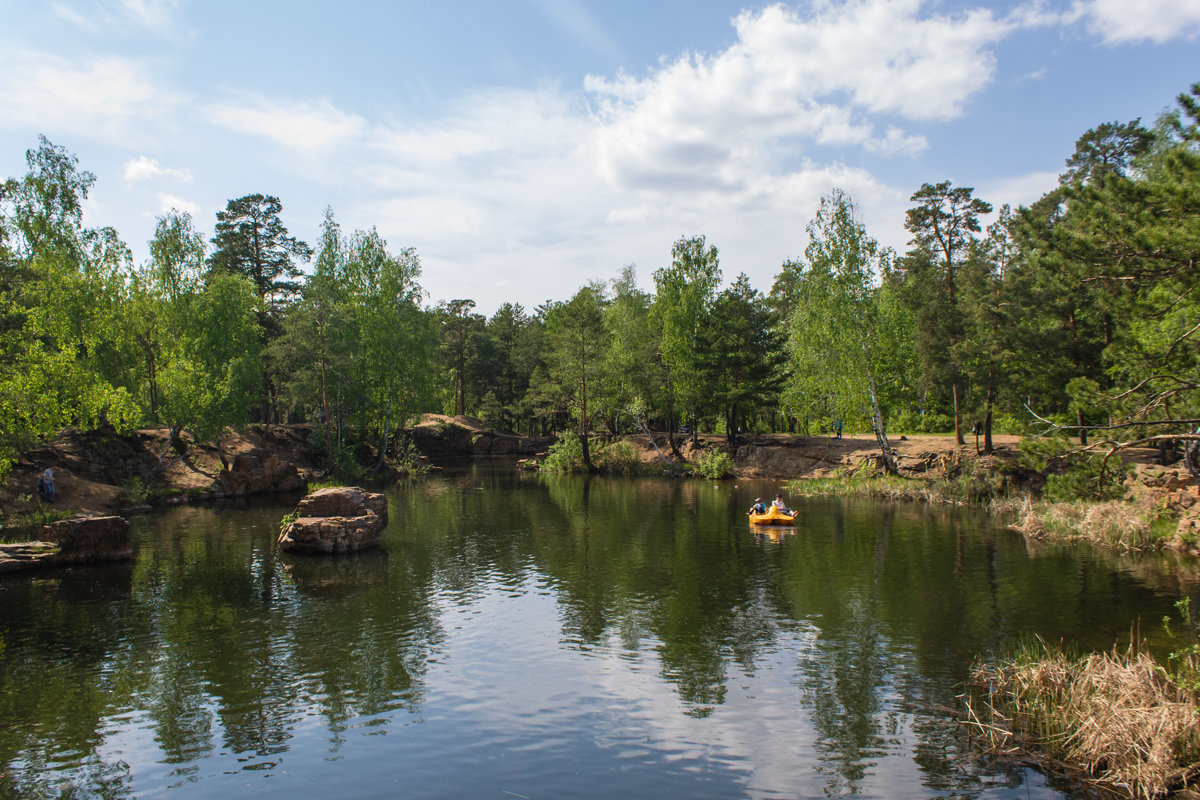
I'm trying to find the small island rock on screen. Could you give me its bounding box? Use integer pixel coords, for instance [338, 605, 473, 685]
[278, 486, 388, 554]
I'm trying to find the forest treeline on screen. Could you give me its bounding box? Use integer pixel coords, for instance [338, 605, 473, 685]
[1, 83, 1197, 480]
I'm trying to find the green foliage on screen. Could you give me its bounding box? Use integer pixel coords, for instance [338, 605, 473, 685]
[1161, 597, 1200, 694]
[1, 494, 73, 530]
[208, 194, 312, 311]
[991, 413, 1032, 435]
[540, 433, 586, 473]
[593, 440, 641, 474]
[0, 137, 141, 480]
[695, 448, 734, 479]
[278, 509, 300, 533]
[1022, 438, 1131, 501]
[888, 409, 954, 434]
[1042, 460, 1129, 502]
[653, 236, 722, 433]
[328, 446, 371, 484]
[543, 284, 609, 467]
[783, 190, 909, 472]
[699, 274, 786, 447]
[117, 477, 148, 506]
[936, 460, 1009, 504]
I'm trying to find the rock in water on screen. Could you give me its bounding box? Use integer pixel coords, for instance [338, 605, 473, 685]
[41, 516, 133, 563]
[278, 486, 388, 554]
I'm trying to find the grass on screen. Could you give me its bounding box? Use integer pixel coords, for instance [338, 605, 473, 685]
[964, 638, 1200, 799]
[0, 494, 74, 537]
[306, 479, 350, 492]
[787, 465, 1008, 506]
[994, 496, 1171, 551]
[789, 466, 1180, 552]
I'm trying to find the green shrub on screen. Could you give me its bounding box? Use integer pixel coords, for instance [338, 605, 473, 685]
[540, 434, 587, 473]
[117, 476, 148, 506]
[919, 413, 954, 433]
[1043, 457, 1130, 502]
[696, 448, 734, 479]
[935, 461, 1008, 504]
[1023, 438, 1131, 502]
[991, 413, 1032, 435]
[889, 409, 955, 433]
[329, 446, 370, 484]
[278, 509, 299, 533]
[888, 408, 920, 433]
[595, 440, 640, 474]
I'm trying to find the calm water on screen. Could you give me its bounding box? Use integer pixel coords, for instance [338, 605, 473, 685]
[1, 465, 1195, 799]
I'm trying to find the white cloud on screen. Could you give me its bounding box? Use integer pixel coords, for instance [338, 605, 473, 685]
[864, 127, 929, 157]
[124, 155, 192, 184]
[1072, 0, 1200, 43]
[584, 0, 1018, 196]
[0, 51, 176, 143]
[157, 193, 199, 216]
[205, 97, 367, 152]
[981, 170, 1060, 211]
[52, 0, 182, 35]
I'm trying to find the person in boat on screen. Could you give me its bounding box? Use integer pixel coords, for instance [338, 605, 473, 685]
[772, 494, 792, 515]
[750, 497, 767, 514]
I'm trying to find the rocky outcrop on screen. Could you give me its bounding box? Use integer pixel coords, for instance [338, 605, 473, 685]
[278, 486, 388, 555]
[0, 515, 132, 574]
[411, 417, 553, 462]
[215, 448, 305, 497]
[1130, 465, 1200, 542]
[734, 441, 842, 478]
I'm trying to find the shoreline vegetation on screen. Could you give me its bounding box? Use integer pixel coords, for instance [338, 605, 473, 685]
[3, 80, 1200, 797]
[5, 421, 1200, 796]
[964, 635, 1200, 800]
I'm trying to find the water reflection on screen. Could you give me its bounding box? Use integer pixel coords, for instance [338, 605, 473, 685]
[0, 467, 1186, 799]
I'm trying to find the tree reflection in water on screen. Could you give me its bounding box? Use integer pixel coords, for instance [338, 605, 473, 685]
[0, 468, 1185, 799]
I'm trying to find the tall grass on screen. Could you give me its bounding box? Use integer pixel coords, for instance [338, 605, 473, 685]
[964, 639, 1200, 799]
[995, 496, 1169, 551]
[790, 469, 1174, 551]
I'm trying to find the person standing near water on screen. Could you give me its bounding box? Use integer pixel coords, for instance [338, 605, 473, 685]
[38, 467, 55, 501]
[834, 418, 843, 439]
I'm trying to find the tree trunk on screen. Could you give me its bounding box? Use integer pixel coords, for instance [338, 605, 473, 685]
[373, 399, 392, 473]
[867, 370, 898, 475]
[984, 378, 995, 455]
[665, 382, 685, 461]
[952, 380, 964, 445]
[320, 360, 332, 468]
[580, 431, 593, 471]
[1077, 407, 1088, 446]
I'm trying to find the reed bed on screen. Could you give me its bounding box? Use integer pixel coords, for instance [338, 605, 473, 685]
[965, 641, 1200, 799]
[791, 472, 1174, 551]
[997, 496, 1163, 550]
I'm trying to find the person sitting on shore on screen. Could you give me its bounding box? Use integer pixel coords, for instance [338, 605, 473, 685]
[750, 497, 767, 514]
[772, 494, 791, 515]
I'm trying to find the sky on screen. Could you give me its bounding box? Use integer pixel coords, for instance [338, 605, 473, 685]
[2, 0, 1199, 315]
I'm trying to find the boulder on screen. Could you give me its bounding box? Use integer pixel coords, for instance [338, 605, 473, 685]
[295, 486, 388, 525]
[215, 448, 305, 497]
[278, 486, 388, 555]
[40, 515, 132, 563]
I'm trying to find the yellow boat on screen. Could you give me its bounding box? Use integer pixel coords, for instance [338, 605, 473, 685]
[748, 506, 796, 525]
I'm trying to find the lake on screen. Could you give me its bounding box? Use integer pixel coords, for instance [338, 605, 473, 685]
[0, 464, 1193, 799]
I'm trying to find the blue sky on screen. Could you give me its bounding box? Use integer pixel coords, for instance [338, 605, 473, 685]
[2, 0, 1198, 314]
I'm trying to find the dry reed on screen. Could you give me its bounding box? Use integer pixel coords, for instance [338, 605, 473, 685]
[1005, 497, 1160, 550]
[966, 643, 1200, 799]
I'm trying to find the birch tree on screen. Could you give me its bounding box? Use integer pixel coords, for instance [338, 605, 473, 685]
[785, 190, 906, 473]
